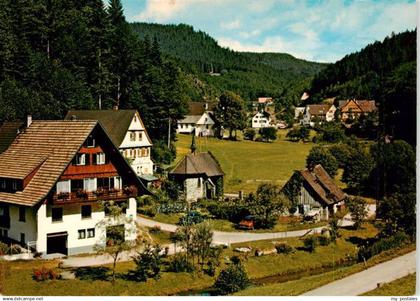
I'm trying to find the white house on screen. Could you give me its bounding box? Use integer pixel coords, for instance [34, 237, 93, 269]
[65, 110, 154, 177]
[294, 107, 306, 120]
[301, 104, 336, 127]
[0, 120, 145, 256]
[252, 111, 271, 128]
[177, 102, 217, 136]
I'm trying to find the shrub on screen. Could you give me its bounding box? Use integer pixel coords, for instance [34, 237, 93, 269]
[318, 235, 331, 246]
[275, 243, 294, 254]
[140, 207, 157, 217]
[303, 236, 318, 252]
[357, 232, 409, 262]
[33, 267, 59, 281]
[259, 127, 277, 142]
[0, 242, 9, 255]
[128, 244, 164, 281]
[178, 211, 204, 226]
[214, 262, 250, 295]
[168, 254, 195, 273]
[244, 128, 256, 141]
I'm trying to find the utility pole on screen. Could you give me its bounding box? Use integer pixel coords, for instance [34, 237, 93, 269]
[167, 116, 171, 148]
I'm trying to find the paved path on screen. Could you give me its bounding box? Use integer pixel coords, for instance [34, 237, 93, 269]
[137, 216, 325, 244]
[302, 251, 416, 296]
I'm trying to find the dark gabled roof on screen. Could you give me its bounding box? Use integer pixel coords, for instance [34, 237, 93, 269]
[0, 121, 24, 154]
[187, 102, 217, 116]
[299, 164, 346, 206]
[170, 152, 224, 177]
[306, 104, 333, 116]
[339, 99, 377, 113]
[65, 110, 140, 146]
[0, 121, 98, 206]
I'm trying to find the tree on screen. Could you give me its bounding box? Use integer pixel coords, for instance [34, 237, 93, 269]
[128, 244, 164, 281]
[328, 217, 340, 242]
[259, 127, 277, 142]
[246, 184, 290, 229]
[342, 149, 374, 194]
[214, 260, 250, 295]
[346, 197, 368, 229]
[306, 146, 338, 177]
[214, 91, 247, 139]
[94, 201, 137, 284]
[243, 128, 256, 140]
[377, 192, 415, 239]
[286, 126, 309, 142]
[315, 122, 346, 143]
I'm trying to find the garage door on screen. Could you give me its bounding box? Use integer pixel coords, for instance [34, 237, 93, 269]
[47, 232, 68, 255]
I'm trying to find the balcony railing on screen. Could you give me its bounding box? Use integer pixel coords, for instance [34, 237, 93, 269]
[52, 185, 138, 204]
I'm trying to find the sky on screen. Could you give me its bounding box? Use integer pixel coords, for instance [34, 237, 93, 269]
[121, 0, 417, 63]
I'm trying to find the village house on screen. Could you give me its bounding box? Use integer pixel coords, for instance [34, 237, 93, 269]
[65, 110, 154, 178]
[282, 164, 346, 221]
[169, 138, 224, 202]
[0, 120, 145, 256]
[177, 102, 217, 137]
[252, 111, 272, 128]
[301, 104, 336, 127]
[338, 99, 377, 122]
[294, 107, 306, 120]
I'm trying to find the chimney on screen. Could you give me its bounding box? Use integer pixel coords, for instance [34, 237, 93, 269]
[113, 105, 119, 111]
[26, 115, 32, 128]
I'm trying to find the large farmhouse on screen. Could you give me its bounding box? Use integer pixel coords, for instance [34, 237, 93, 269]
[177, 102, 217, 137]
[282, 164, 346, 221]
[0, 120, 145, 256]
[301, 104, 336, 127]
[252, 111, 272, 128]
[65, 110, 154, 177]
[338, 99, 377, 122]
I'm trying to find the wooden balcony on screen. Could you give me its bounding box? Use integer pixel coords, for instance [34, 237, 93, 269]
[51, 185, 138, 205]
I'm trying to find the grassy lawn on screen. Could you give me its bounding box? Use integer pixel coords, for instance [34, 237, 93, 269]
[362, 273, 416, 296]
[175, 131, 314, 193]
[148, 229, 172, 245]
[1, 222, 414, 296]
[235, 245, 416, 296]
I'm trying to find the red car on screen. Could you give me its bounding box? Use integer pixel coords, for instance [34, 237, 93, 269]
[238, 215, 256, 230]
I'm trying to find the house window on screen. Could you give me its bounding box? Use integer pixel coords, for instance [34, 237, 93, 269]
[52, 207, 63, 222]
[20, 233, 25, 244]
[78, 229, 86, 239]
[110, 176, 121, 190]
[130, 132, 136, 141]
[83, 178, 97, 192]
[197, 178, 201, 188]
[19, 206, 26, 222]
[56, 180, 71, 194]
[97, 177, 110, 189]
[74, 154, 86, 166]
[138, 132, 142, 140]
[71, 179, 83, 192]
[12, 180, 17, 190]
[87, 228, 95, 238]
[81, 205, 92, 219]
[0, 178, 5, 190]
[86, 136, 95, 148]
[96, 152, 106, 165]
[2, 229, 7, 238]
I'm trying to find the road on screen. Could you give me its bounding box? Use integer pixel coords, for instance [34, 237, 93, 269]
[302, 250, 416, 296]
[137, 216, 325, 244]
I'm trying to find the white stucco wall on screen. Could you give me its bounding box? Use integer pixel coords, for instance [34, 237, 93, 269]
[36, 198, 137, 255]
[252, 113, 270, 128]
[0, 204, 37, 245]
[119, 112, 154, 175]
[185, 178, 204, 202]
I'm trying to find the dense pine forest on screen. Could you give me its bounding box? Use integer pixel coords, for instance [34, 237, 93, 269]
[131, 22, 326, 105]
[309, 30, 416, 145]
[0, 0, 187, 144]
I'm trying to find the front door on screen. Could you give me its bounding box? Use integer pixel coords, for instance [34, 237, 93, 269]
[47, 232, 68, 255]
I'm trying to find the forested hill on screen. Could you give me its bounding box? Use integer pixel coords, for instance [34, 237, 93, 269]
[130, 22, 326, 103]
[308, 30, 416, 145]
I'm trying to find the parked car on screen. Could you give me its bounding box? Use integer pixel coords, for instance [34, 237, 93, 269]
[238, 215, 256, 230]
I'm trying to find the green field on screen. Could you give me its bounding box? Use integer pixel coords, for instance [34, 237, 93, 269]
[175, 130, 314, 193]
[362, 273, 416, 296]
